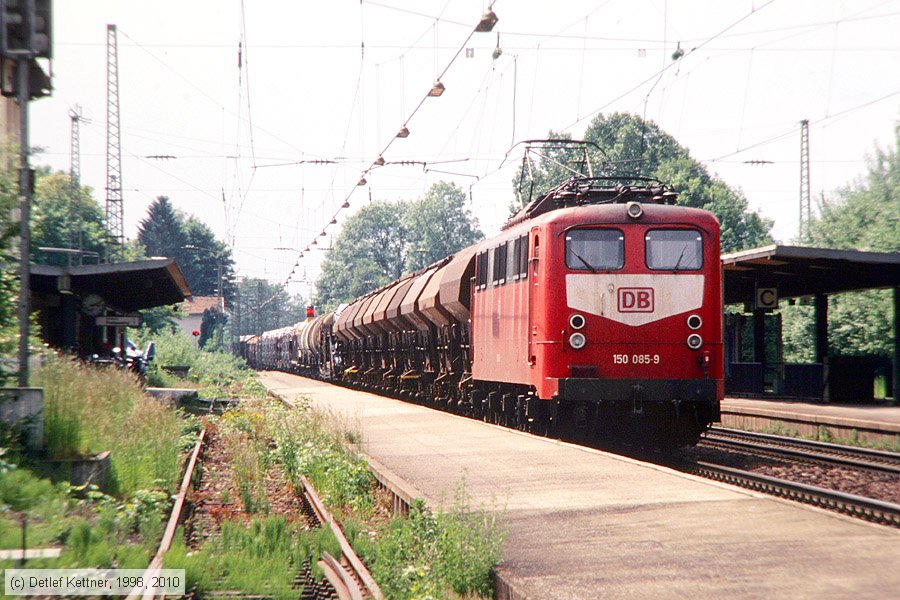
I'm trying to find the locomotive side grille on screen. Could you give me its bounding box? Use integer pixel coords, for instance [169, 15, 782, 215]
[570, 365, 597, 378]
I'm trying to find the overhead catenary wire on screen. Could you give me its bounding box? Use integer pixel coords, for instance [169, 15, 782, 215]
[257, 4, 503, 310]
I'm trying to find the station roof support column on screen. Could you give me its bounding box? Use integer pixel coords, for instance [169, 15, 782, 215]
[894, 287, 899, 403]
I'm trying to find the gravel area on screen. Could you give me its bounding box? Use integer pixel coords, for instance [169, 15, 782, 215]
[679, 445, 900, 505]
[185, 425, 309, 548]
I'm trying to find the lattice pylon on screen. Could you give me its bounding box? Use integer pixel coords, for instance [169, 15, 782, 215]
[105, 24, 124, 262]
[799, 119, 811, 244]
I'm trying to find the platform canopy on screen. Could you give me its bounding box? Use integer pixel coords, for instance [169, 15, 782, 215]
[30, 257, 192, 312]
[722, 244, 900, 305]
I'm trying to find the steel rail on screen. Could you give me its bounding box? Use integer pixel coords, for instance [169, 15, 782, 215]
[320, 551, 365, 600]
[300, 475, 384, 599]
[127, 429, 207, 600]
[693, 461, 900, 527]
[703, 427, 900, 475]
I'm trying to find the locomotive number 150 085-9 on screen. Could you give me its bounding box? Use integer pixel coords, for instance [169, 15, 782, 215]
[613, 354, 661, 365]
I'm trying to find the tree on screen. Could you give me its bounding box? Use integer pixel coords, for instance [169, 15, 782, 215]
[782, 124, 900, 362]
[31, 170, 107, 265]
[513, 113, 773, 253]
[136, 196, 187, 259]
[182, 217, 236, 301]
[137, 196, 236, 303]
[315, 182, 485, 311]
[199, 307, 227, 349]
[403, 182, 483, 271]
[0, 151, 20, 372]
[315, 200, 409, 310]
[230, 278, 306, 336]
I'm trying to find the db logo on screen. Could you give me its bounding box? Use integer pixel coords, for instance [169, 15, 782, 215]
[618, 288, 654, 313]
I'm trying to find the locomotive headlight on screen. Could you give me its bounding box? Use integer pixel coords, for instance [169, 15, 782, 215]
[687, 314, 702, 330]
[687, 334, 703, 349]
[569, 332, 587, 349]
[569, 314, 586, 330]
[625, 201, 644, 219]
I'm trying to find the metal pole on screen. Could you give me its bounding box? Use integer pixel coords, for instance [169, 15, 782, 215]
[17, 55, 31, 387]
[217, 260, 223, 349]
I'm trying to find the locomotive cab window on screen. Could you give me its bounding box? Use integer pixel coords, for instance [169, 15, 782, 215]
[646, 229, 703, 270]
[565, 229, 624, 271]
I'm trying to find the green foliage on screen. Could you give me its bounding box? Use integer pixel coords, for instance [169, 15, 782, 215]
[191, 351, 266, 399]
[404, 181, 484, 271]
[316, 182, 484, 310]
[137, 196, 236, 302]
[783, 123, 900, 362]
[199, 306, 227, 349]
[265, 402, 374, 517]
[165, 518, 331, 600]
[132, 327, 266, 398]
[219, 407, 270, 513]
[316, 199, 408, 310]
[232, 277, 307, 336]
[31, 170, 107, 266]
[139, 304, 183, 335]
[514, 113, 772, 253]
[0, 467, 55, 512]
[204, 399, 505, 598]
[53, 510, 155, 569]
[0, 148, 22, 381]
[371, 490, 506, 599]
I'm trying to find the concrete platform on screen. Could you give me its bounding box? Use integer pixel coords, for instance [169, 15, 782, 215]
[722, 397, 900, 445]
[260, 372, 900, 599]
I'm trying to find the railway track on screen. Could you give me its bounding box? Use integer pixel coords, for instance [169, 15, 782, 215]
[691, 461, 900, 527]
[155, 426, 382, 600]
[701, 427, 900, 475]
[679, 427, 900, 527]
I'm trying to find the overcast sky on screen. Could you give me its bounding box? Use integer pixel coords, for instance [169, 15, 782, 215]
[30, 1, 900, 298]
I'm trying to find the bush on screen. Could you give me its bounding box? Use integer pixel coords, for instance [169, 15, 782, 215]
[133, 328, 266, 399]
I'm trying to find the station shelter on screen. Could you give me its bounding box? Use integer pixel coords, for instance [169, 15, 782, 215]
[722, 245, 900, 403]
[28, 258, 191, 358]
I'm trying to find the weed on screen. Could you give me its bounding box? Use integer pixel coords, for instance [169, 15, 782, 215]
[165, 517, 328, 600]
[370, 490, 506, 599]
[817, 425, 834, 443]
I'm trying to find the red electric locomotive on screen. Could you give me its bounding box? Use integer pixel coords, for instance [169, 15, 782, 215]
[470, 178, 722, 445]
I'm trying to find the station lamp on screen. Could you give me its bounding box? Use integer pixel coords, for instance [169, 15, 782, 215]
[475, 9, 498, 32]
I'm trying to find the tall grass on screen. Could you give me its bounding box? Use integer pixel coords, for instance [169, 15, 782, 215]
[33, 355, 183, 495]
[164, 518, 339, 600]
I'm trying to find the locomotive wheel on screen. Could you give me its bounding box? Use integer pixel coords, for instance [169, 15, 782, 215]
[470, 390, 484, 420]
[487, 392, 500, 424]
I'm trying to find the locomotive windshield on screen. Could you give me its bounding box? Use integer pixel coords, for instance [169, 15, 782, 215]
[565, 229, 624, 271]
[646, 229, 703, 270]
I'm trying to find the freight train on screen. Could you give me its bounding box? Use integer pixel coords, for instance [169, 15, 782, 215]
[243, 176, 723, 448]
